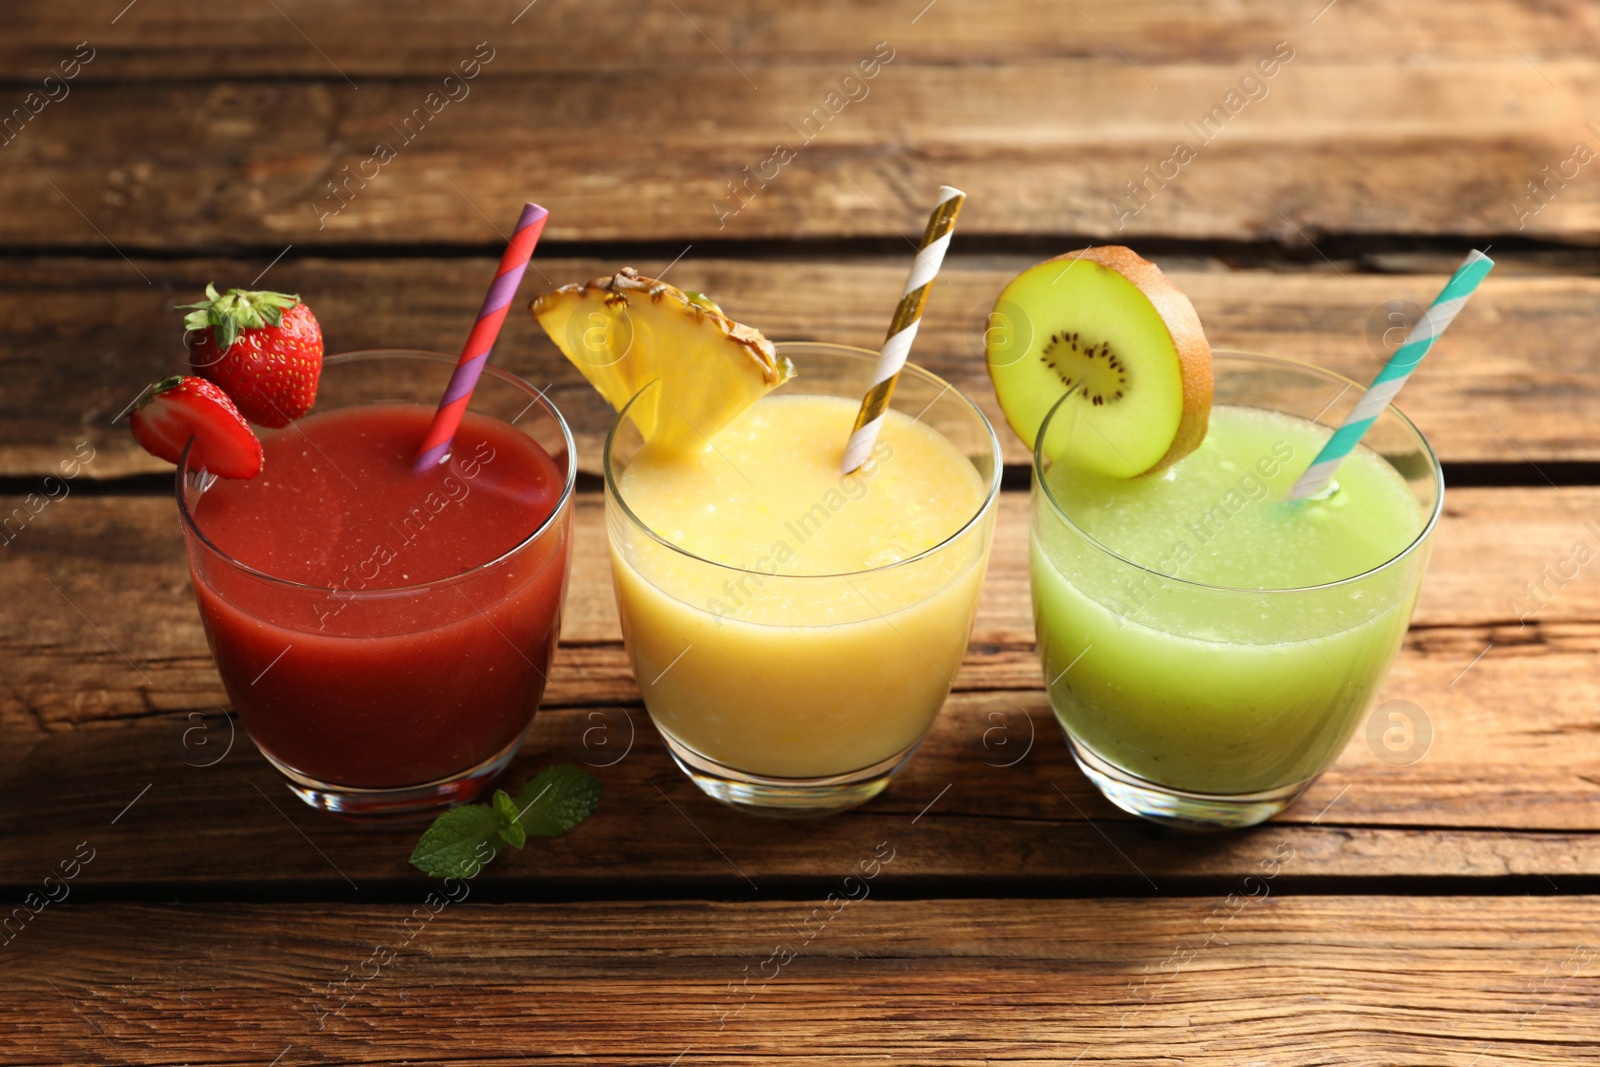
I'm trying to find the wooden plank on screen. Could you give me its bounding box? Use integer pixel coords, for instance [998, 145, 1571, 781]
[3, 490, 1600, 889]
[0, 256, 1592, 479]
[6, 0, 1596, 78]
[9, 483, 1600, 857]
[8, 487, 1600, 731]
[3, 698, 1599, 894]
[3, 898, 1598, 1064]
[1, 58, 1596, 246]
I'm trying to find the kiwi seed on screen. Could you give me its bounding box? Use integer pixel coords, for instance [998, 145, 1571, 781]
[1039, 331, 1129, 407]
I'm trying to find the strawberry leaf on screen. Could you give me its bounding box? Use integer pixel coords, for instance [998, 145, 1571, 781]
[215, 315, 240, 352]
[178, 286, 303, 352]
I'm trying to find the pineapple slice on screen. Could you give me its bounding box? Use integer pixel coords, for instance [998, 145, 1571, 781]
[531, 268, 793, 453]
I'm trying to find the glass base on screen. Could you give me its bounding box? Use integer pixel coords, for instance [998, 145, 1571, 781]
[660, 732, 920, 818]
[259, 731, 527, 822]
[1067, 736, 1315, 831]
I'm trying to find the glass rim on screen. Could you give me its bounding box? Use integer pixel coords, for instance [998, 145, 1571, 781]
[176, 348, 579, 596]
[602, 341, 1004, 581]
[1032, 348, 1446, 595]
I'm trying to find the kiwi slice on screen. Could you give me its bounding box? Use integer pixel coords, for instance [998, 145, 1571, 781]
[986, 246, 1212, 478]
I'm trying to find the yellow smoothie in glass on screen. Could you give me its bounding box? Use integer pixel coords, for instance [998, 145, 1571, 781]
[610, 393, 991, 779]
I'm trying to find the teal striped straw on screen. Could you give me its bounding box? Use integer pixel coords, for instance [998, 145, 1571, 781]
[1287, 250, 1495, 500]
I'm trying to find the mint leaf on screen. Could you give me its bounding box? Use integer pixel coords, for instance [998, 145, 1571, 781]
[409, 765, 602, 878]
[409, 804, 499, 878]
[515, 765, 603, 838]
[492, 789, 527, 849]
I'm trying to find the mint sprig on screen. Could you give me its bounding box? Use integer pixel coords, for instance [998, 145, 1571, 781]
[410, 804, 502, 878]
[492, 789, 527, 848]
[515, 765, 605, 837]
[409, 764, 602, 878]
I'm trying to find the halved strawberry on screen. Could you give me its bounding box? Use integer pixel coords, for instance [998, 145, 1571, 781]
[129, 376, 264, 479]
[182, 284, 324, 428]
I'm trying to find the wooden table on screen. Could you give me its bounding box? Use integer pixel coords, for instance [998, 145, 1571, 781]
[4, 2, 1599, 1062]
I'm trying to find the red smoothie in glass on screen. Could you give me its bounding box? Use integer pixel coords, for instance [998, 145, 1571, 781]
[187, 401, 570, 789]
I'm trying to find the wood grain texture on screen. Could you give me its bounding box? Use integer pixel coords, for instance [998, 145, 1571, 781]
[0, 256, 1591, 479]
[3, 898, 1599, 1065]
[0, 52, 1596, 244]
[9, 487, 1600, 730]
[4, 697, 1599, 895]
[1, 0, 1594, 1055]
[6, 0, 1597, 77]
[2, 489, 1598, 892]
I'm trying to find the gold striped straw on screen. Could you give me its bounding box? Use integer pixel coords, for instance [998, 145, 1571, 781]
[840, 185, 966, 474]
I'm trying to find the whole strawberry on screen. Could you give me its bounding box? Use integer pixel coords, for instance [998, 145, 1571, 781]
[182, 284, 323, 427]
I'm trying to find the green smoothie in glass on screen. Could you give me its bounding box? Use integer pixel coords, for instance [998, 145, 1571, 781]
[988, 248, 1441, 828]
[1033, 396, 1432, 817]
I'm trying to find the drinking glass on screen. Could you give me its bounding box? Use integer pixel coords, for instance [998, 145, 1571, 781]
[1031, 350, 1442, 829]
[179, 350, 576, 819]
[604, 343, 1002, 816]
